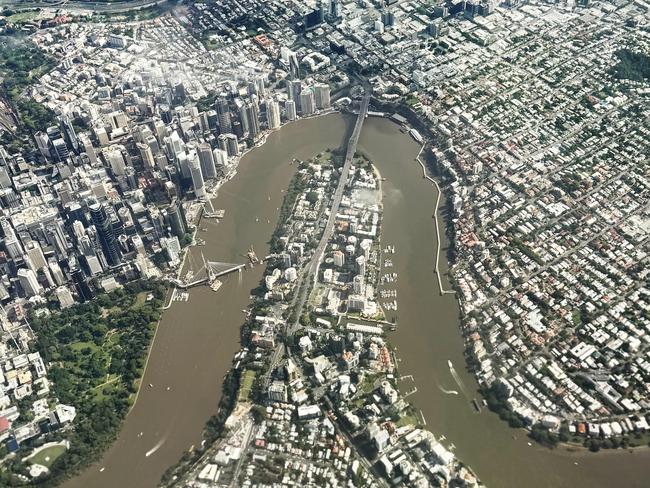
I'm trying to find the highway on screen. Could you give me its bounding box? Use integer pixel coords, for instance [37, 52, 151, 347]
[0, 0, 168, 13]
[288, 90, 371, 336]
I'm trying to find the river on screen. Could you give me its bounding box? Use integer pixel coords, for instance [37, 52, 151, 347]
[67, 113, 650, 488]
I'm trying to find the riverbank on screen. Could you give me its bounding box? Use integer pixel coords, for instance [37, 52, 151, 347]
[65, 113, 351, 488]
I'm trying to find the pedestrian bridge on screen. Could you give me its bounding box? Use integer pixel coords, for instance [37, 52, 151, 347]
[165, 254, 246, 289]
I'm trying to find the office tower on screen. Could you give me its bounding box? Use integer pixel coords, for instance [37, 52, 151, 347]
[429, 21, 442, 38]
[314, 83, 331, 109]
[246, 103, 260, 139]
[333, 250, 344, 267]
[255, 76, 266, 96]
[61, 115, 79, 152]
[356, 255, 366, 276]
[217, 134, 229, 152]
[237, 101, 249, 137]
[17, 268, 42, 297]
[176, 151, 192, 179]
[206, 110, 219, 131]
[353, 275, 364, 294]
[34, 132, 51, 159]
[266, 99, 281, 130]
[216, 98, 232, 134]
[300, 89, 315, 116]
[52, 138, 70, 162]
[226, 134, 240, 157]
[197, 142, 217, 179]
[165, 201, 186, 239]
[105, 145, 127, 176]
[213, 148, 228, 171]
[138, 142, 156, 169]
[79, 134, 98, 165]
[189, 154, 206, 199]
[288, 80, 302, 112]
[26, 242, 47, 270]
[1, 219, 23, 259]
[48, 259, 65, 286]
[71, 268, 94, 301]
[231, 120, 244, 139]
[285, 99, 297, 121]
[89, 200, 122, 266]
[56, 286, 75, 308]
[381, 10, 395, 27]
[328, 0, 341, 18]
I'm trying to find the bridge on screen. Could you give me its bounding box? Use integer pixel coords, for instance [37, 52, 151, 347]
[288, 90, 371, 335]
[165, 253, 245, 289]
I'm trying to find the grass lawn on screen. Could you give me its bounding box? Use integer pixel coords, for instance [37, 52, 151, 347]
[238, 370, 257, 402]
[27, 445, 67, 468]
[69, 341, 100, 353]
[395, 411, 419, 428]
[7, 11, 39, 24]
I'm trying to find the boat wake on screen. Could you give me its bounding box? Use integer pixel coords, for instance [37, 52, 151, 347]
[447, 360, 469, 397]
[438, 384, 459, 395]
[145, 436, 167, 458]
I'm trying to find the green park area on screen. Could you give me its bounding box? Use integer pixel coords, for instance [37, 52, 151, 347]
[238, 370, 257, 402]
[27, 445, 67, 469]
[23, 280, 166, 484]
[6, 10, 40, 24]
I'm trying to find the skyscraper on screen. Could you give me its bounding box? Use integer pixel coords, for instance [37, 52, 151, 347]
[89, 200, 122, 266]
[266, 99, 281, 130]
[189, 153, 206, 199]
[197, 142, 217, 179]
[246, 102, 261, 140]
[288, 80, 302, 112]
[226, 134, 240, 157]
[165, 200, 186, 239]
[215, 98, 232, 134]
[300, 89, 315, 116]
[285, 99, 297, 121]
[17, 268, 42, 297]
[314, 83, 331, 109]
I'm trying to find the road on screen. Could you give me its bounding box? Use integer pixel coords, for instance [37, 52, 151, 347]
[288, 90, 371, 336]
[0, 0, 168, 13]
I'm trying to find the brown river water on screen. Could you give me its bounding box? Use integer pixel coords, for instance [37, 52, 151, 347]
[67, 114, 650, 488]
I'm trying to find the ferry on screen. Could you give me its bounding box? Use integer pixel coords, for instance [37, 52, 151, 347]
[472, 398, 481, 412]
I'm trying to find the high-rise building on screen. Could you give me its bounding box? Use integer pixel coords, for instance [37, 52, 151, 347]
[165, 201, 186, 239]
[89, 200, 122, 266]
[216, 98, 232, 134]
[17, 268, 42, 297]
[288, 80, 302, 112]
[138, 142, 156, 169]
[285, 99, 297, 121]
[104, 145, 127, 176]
[213, 148, 228, 171]
[189, 153, 206, 199]
[197, 142, 217, 179]
[246, 103, 260, 140]
[226, 134, 240, 157]
[237, 101, 249, 137]
[266, 99, 281, 130]
[52, 138, 70, 162]
[300, 89, 315, 116]
[217, 134, 229, 153]
[314, 83, 331, 109]
[34, 131, 51, 159]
